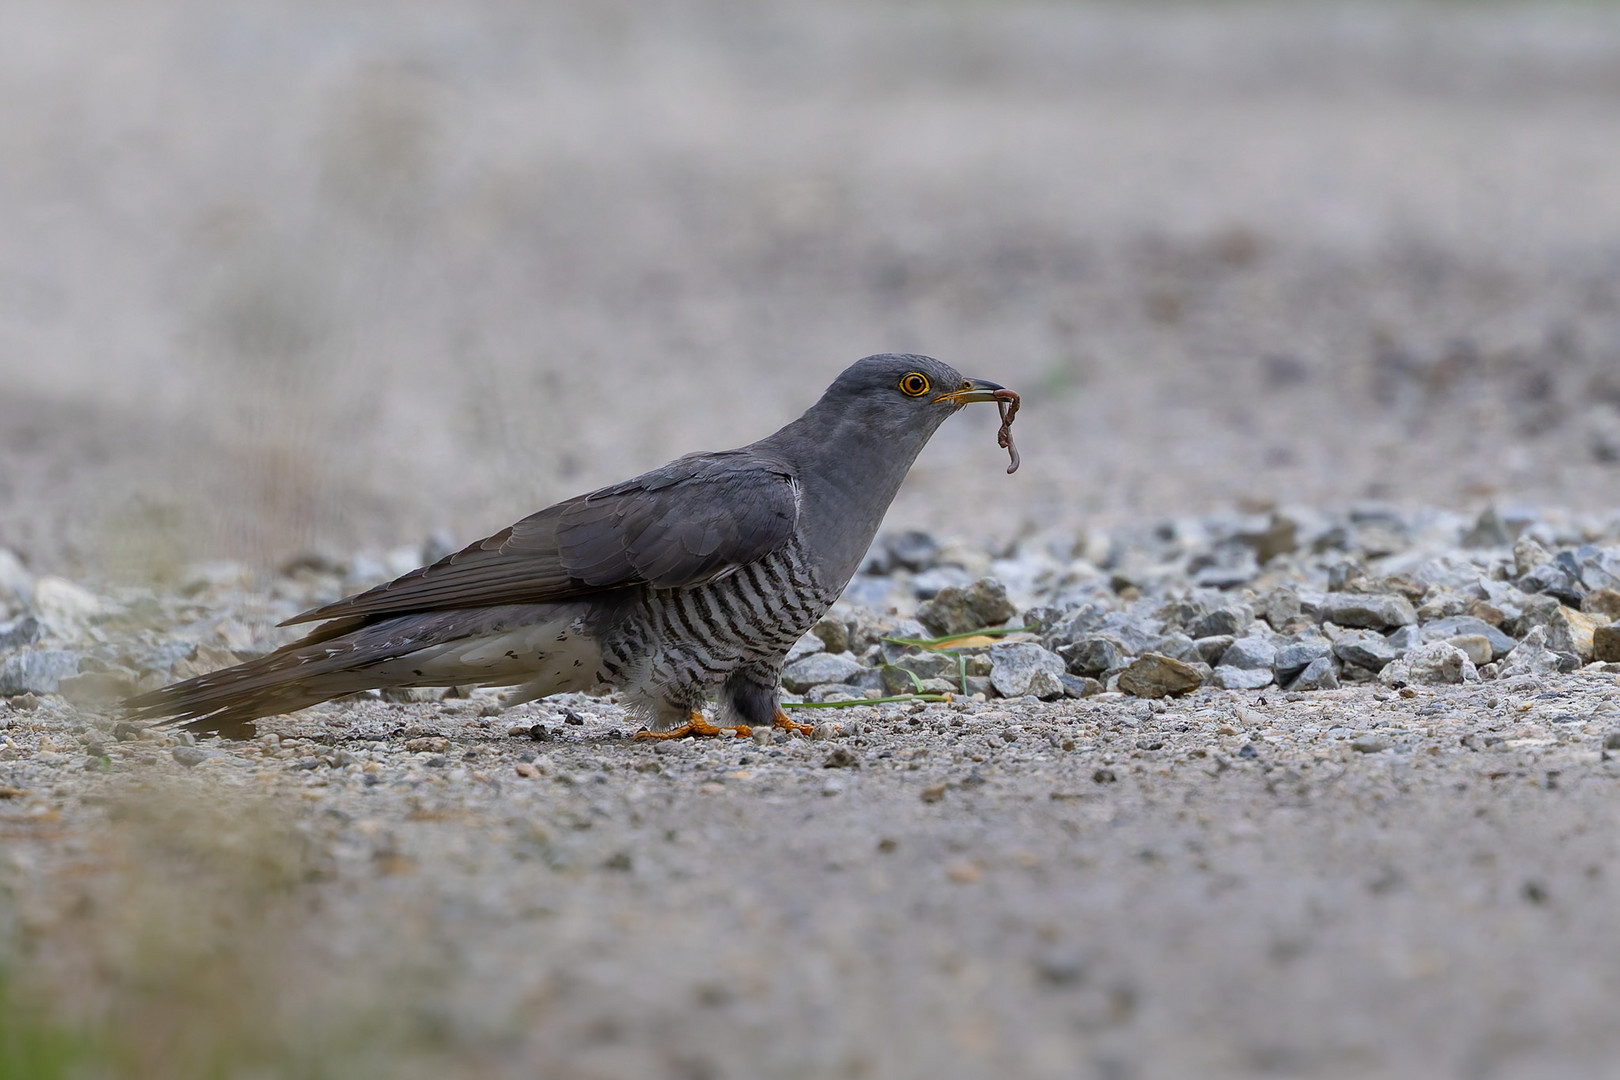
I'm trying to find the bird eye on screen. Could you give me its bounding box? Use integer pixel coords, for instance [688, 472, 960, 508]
[898, 372, 931, 397]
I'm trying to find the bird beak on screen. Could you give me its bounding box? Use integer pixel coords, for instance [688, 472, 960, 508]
[935, 377, 1006, 405]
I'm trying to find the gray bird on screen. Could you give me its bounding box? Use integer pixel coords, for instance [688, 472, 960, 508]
[126, 354, 1015, 740]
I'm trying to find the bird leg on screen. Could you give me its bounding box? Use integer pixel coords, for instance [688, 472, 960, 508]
[634, 710, 752, 740]
[773, 709, 816, 736]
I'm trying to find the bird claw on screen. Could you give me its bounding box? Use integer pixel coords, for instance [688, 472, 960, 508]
[634, 712, 751, 740]
[773, 709, 815, 737]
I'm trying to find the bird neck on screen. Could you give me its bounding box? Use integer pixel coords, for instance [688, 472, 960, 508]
[758, 404, 947, 591]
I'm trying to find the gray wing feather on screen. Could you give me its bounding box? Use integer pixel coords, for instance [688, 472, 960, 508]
[283, 451, 799, 626]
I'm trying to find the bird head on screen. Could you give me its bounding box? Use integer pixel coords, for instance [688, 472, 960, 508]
[815, 353, 1008, 436]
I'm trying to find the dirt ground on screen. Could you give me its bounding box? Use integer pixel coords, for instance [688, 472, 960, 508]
[5, 2, 1620, 1078]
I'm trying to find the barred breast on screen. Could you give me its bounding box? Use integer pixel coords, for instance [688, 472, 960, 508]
[601, 534, 842, 726]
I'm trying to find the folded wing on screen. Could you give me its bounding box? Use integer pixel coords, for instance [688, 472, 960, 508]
[284, 450, 801, 626]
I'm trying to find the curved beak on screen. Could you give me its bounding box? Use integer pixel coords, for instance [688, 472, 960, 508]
[934, 377, 1005, 405]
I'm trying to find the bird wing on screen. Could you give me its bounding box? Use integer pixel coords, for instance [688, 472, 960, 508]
[282, 451, 801, 626]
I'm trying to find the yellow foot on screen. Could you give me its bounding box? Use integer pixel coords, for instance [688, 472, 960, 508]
[773, 709, 816, 737]
[634, 711, 751, 740]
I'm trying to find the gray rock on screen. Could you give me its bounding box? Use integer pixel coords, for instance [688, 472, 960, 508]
[1188, 604, 1254, 639]
[1507, 593, 1562, 637]
[1117, 653, 1205, 699]
[1520, 560, 1582, 604]
[915, 577, 1017, 637]
[1060, 674, 1104, 698]
[782, 652, 864, 692]
[0, 615, 42, 651]
[1288, 656, 1340, 691]
[988, 642, 1067, 699]
[1220, 636, 1277, 670]
[1351, 734, 1391, 754]
[1214, 665, 1275, 690]
[1417, 616, 1517, 660]
[172, 746, 210, 768]
[1194, 635, 1236, 664]
[1447, 635, 1495, 667]
[1333, 629, 1401, 671]
[785, 632, 826, 665]
[1058, 635, 1130, 676]
[1513, 536, 1553, 578]
[0, 649, 81, 695]
[886, 530, 940, 572]
[1594, 625, 1620, 663]
[1274, 638, 1332, 679]
[1258, 586, 1303, 630]
[1497, 626, 1562, 679]
[1379, 642, 1477, 687]
[810, 614, 850, 654]
[1151, 631, 1202, 664]
[909, 565, 974, 600]
[1318, 593, 1417, 629]
[1384, 625, 1423, 652]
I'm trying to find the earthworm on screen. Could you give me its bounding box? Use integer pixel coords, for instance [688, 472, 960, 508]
[994, 389, 1020, 474]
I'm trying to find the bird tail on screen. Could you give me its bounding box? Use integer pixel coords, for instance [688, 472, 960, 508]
[123, 603, 600, 739]
[123, 615, 395, 739]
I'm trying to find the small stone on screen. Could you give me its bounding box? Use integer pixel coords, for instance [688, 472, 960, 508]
[1059, 635, 1130, 675]
[1259, 586, 1303, 630]
[1604, 732, 1620, 751]
[1214, 665, 1274, 690]
[1380, 642, 1477, 687]
[810, 614, 850, 654]
[1514, 535, 1553, 577]
[1318, 593, 1417, 630]
[784, 632, 826, 665]
[945, 859, 982, 884]
[172, 746, 209, 768]
[1288, 656, 1339, 691]
[920, 783, 948, 803]
[1332, 630, 1400, 671]
[1092, 767, 1117, 783]
[886, 530, 940, 572]
[1543, 606, 1605, 662]
[1188, 605, 1253, 639]
[0, 615, 41, 651]
[782, 652, 863, 692]
[1584, 587, 1620, 620]
[0, 649, 81, 695]
[404, 736, 452, 754]
[1059, 674, 1104, 698]
[1025, 669, 1067, 700]
[1220, 636, 1277, 670]
[1273, 638, 1332, 679]
[1351, 734, 1391, 754]
[1117, 653, 1204, 699]
[988, 642, 1067, 698]
[916, 578, 1017, 637]
[1194, 635, 1236, 664]
[1593, 625, 1620, 664]
[1418, 616, 1517, 660]
[823, 746, 859, 768]
[514, 762, 541, 778]
[1498, 626, 1562, 678]
[1446, 635, 1495, 667]
[1151, 631, 1202, 663]
[810, 722, 840, 741]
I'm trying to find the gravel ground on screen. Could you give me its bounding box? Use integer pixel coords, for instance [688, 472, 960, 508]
[6, 3, 1620, 1078]
[6, 504, 1620, 1078]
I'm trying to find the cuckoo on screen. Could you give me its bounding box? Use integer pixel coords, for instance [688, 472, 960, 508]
[126, 354, 1019, 740]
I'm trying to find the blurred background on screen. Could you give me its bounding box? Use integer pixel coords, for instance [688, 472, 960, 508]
[3, 0, 1620, 581]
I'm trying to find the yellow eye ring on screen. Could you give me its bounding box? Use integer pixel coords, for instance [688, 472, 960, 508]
[899, 372, 931, 397]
